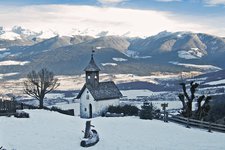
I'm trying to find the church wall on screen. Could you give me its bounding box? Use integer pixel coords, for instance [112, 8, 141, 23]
[80, 88, 96, 118]
[80, 88, 120, 118]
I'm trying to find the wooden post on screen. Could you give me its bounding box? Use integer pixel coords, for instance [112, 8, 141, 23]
[165, 112, 168, 122]
[186, 117, 190, 128]
[200, 119, 203, 129]
[208, 122, 212, 133]
[84, 121, 91, 138]
[21, 103, 24, 110]
[161, 103, 168, 122]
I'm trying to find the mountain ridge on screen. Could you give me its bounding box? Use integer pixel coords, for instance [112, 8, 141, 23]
[0, 27, 225, 80]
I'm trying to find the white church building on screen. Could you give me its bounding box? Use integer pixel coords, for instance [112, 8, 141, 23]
[76, 52, 122, 118]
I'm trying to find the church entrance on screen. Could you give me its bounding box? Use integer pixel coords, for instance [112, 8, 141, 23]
[89, 104, 92, 118]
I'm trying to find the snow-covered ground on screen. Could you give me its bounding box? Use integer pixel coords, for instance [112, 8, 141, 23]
[0, 48, 8, 51]
[204, 79, 225, 85]
[1, 110, 225, 150]
[112, 57, 127, 62]
[0, 72, 19, 79]
[121, 89, 165, 99]
[120, 100, 183, 110]
[178, 48, 205, 60]
[0, 60, 30, 66]
[101, 63, 117, 66]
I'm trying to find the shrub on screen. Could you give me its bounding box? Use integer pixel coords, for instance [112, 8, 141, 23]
[14, 111, 29, 118]
[139, 101, 156, 120]
[208, 103, 225, 122]
[107, 105, 139, 116]
[51, 106, 74, 116]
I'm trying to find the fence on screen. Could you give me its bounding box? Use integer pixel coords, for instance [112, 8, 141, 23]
[16, 102, 39, 110]
[16, 102, 74, 116]
[0, 100, 16, 116]
[0, 100, 74, 117]
[168, 114, 225, 133]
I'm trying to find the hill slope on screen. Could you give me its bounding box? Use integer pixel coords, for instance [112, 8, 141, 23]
[1, 109, 225, 150]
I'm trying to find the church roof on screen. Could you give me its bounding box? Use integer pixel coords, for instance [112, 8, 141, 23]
[76, 81, 122, 101]
[84, 55, 101, 72]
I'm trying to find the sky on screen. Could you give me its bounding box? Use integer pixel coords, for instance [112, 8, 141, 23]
[0, 0, 225, 37]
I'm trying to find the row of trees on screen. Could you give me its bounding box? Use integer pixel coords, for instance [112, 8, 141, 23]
[107, 101, 159, 120]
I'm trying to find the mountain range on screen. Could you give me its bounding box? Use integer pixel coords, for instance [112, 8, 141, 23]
[0, 26, 225, 80]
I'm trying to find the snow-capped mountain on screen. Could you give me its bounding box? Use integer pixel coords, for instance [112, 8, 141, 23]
[0, 26, 58, 42]
[129, 31, 225, 56]
[0, 26, 225, 79]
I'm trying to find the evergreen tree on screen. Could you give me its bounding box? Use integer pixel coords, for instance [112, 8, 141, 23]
[140, 101, 155, 120]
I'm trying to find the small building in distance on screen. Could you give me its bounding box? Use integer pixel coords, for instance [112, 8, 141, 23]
[76, 51, 122, 118]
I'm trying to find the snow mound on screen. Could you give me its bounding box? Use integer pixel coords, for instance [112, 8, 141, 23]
[1, 110, 225, 150]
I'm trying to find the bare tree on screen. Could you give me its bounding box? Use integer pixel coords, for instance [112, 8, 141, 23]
[178, 81, 211, 119]
[179, 81, 199, 117]
[24, 68, 60, 109]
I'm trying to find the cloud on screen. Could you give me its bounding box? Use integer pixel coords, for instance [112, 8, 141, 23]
[97, 0, 127, 5]
[155, 0, 182, 2]
[0, 5, 224, 37]
[203, 0, 225, 6]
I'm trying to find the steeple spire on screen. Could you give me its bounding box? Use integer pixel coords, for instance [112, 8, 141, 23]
[84, 48, 100, 72]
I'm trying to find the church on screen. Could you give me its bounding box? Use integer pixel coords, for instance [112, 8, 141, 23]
[76, 51, 122, 118]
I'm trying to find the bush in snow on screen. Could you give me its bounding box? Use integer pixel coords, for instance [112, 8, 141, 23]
[107, 105, 139, 116]
[208, 102, 225, 124]
[51, 106, 74, 116]
[14, 110, 29, 118]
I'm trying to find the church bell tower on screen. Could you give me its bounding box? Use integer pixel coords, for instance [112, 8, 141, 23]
[84, 49, 101, 87]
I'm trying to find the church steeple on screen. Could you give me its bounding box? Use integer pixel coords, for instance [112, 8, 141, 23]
[84, 49, 100, 86]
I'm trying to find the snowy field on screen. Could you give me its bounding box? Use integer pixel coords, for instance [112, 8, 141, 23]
[1, 110, 225, 150]
[169, 61, 221, 72]
[121, 100, 183, 110]
[204, 79, 225, 85]
[121, 89, 166, 99]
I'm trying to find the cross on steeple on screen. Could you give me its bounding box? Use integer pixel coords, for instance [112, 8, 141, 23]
[91, 47, 95, 58]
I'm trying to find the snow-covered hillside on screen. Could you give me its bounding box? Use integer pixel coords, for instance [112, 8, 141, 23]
[169, 61, 222, 72]
[1, 110, 225, 150]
